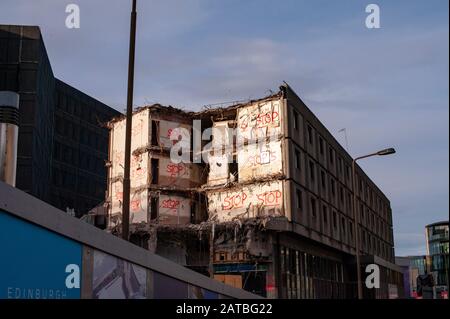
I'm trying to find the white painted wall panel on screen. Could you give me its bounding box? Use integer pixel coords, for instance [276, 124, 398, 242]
[207, 181, 284, 222]
[237, 99, 282, 142]
[237, 140, 283, 182]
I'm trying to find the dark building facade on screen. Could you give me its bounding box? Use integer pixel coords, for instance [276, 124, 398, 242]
[0, 24, 120, 215]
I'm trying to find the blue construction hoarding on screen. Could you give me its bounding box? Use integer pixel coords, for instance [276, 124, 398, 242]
[0, 210, 82, 299]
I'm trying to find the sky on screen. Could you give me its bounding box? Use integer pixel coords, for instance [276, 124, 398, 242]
[0, 0, 448, 256]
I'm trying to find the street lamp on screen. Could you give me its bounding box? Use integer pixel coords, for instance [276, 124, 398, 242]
[352, 147, 396, 299]
[122, 0, 137, 241]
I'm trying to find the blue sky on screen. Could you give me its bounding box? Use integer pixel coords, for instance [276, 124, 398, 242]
[0, 0, 448, 255]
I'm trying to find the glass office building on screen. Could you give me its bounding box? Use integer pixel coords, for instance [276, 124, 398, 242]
[426, 221, 449, 297]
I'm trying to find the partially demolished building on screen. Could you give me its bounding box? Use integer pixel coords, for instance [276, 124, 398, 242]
[105, 83, 403, 299]
[107, 105, 210, 272]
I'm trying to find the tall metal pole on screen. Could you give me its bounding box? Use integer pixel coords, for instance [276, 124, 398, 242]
[122, 0, 137, 241]
[352, 159, 363, 299]
[351, 150, 392, 299]
[351, 148, 395, 299]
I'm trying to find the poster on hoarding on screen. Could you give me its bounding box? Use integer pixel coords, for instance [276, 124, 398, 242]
[92, 250, 147, 299]
[188, 285, 219, 299]
[0, 210, 82, 299]
[153, 272, 188, 299]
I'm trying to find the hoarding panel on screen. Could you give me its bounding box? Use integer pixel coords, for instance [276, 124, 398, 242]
[0, 210, 82, 299]
[92, 250, 147, 299]
[188, 284, 219, 299]
[153, 272, 188, 299]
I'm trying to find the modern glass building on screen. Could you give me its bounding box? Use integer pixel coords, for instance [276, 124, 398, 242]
[426, 221, 449, 296]
[0, 25, 120, 215]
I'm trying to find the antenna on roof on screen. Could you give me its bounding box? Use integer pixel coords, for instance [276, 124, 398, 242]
[338, 128, 350, 152]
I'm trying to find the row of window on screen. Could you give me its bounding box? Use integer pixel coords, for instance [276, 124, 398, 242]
[360, 227, 393, 260]
[295, 187, 393, 261]
[296, 189, 354, 240]
[294, 154, 394, 244]
[359, 203, 392, 242]
[50, 191, 101, 216]
[294, 146, 391, 224]
[279, 246, 347, 299]
[292, 110, 352, 180]
[54, 114, 108, 153]
[428, 241, 449, 255]
[56, 90, 114, 126]
[53, 141, 106, 175]
[291, 108, 391, 223]
[52, 167, 105, 199]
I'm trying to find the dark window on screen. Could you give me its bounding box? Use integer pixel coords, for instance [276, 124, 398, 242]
[331, 179, 336, 196]
[329, 147, 334, 164]
[341, 218, 346, 235]
[311, 198, 316, 218]
[349, 221, 353, 240]
[323, 205, 328, 224]
[339, 187, 344, 203]
[321, 171, 326, 189]
[296, 190, 303, 209]
[309, 160, 315, 181]
[190, 201, 197, 223]
[151, 120, 159, 146]
[229, 160, 238, 180]
[333, 211, 337, 229]
[293, 110, 299, 130]
[307, 125, 313, 144]
[150, 197, 158, 220]
[338, 157, 342, 173]
[319, 137, 324, 155]
[295, 150, 301, 170]
[151, 158, 159, 184]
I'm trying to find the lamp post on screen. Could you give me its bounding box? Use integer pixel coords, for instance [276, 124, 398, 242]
[352, 147, 396, 299]
[122, 0, 137, 241]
